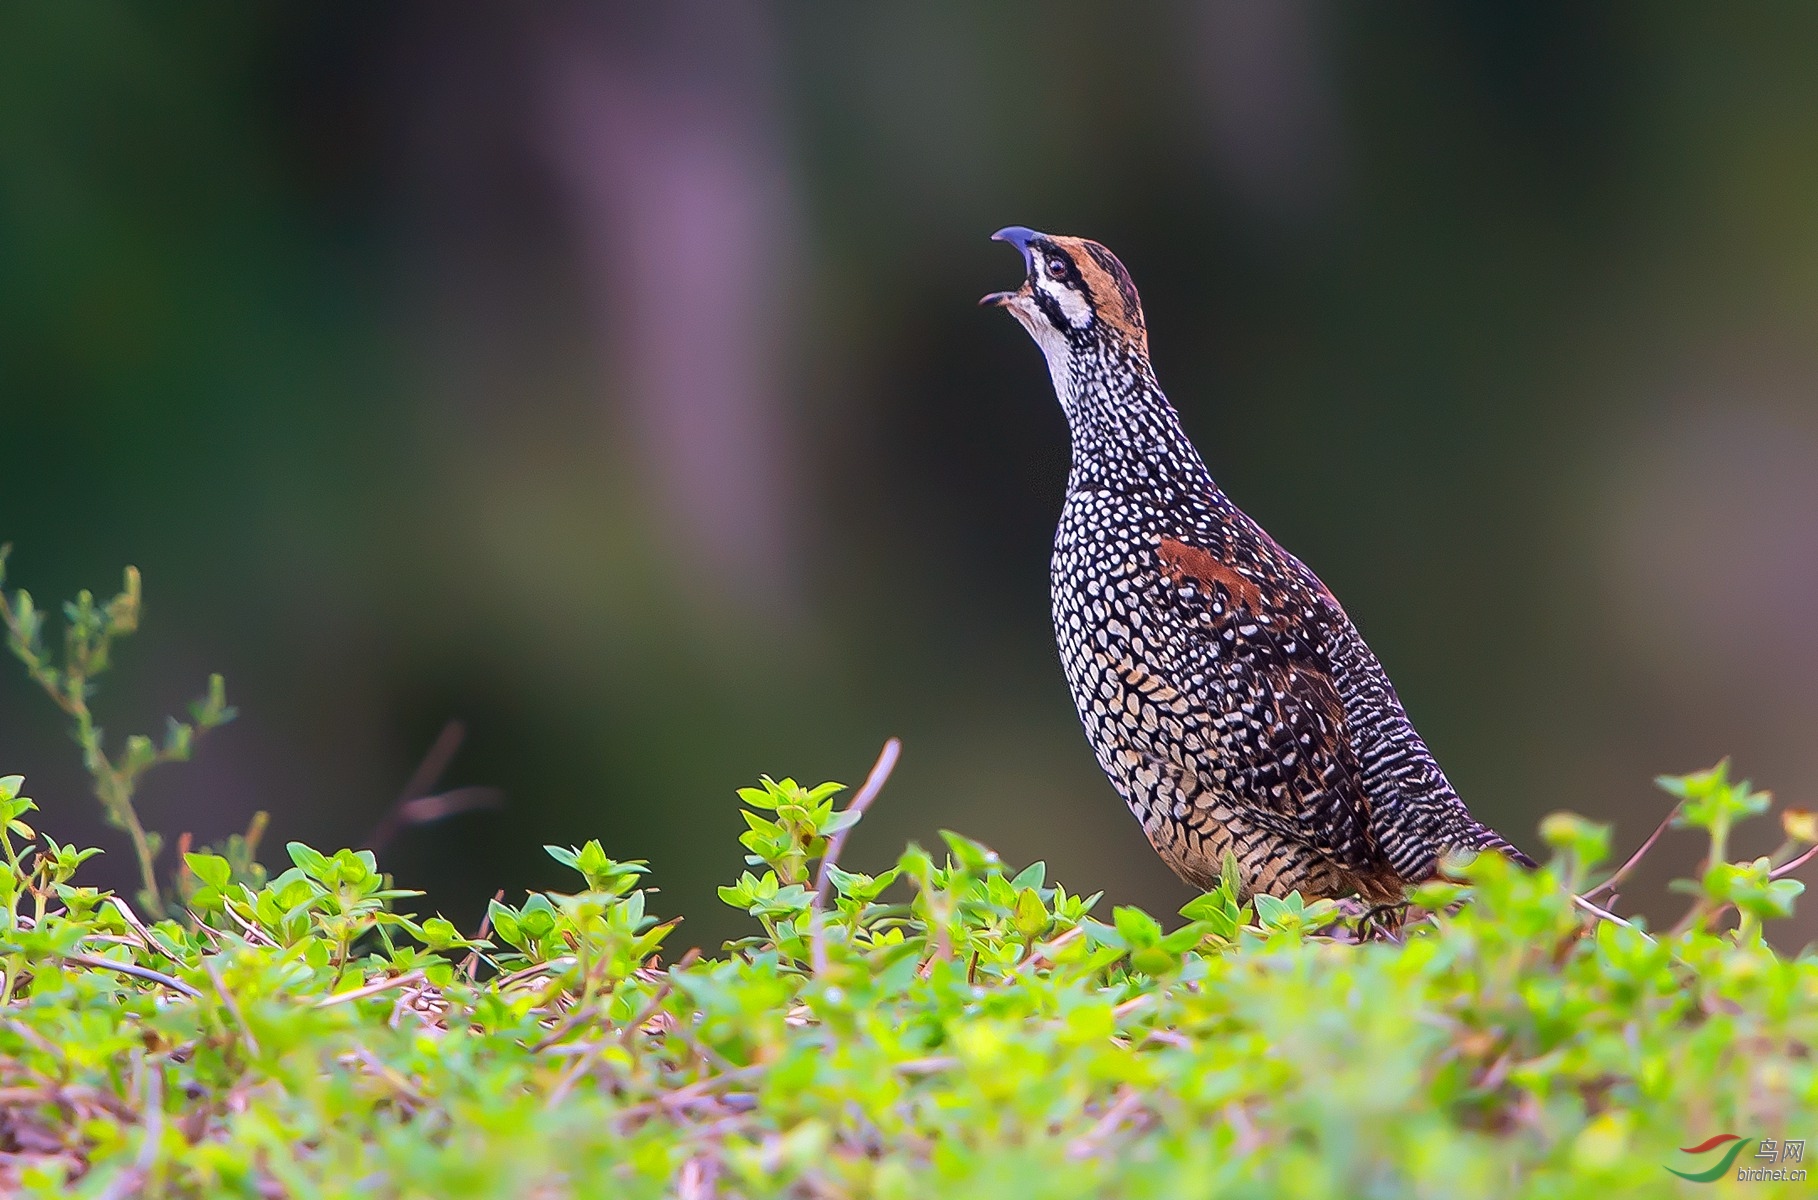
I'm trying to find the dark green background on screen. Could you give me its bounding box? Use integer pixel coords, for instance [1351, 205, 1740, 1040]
[6, 3, 1817, 947]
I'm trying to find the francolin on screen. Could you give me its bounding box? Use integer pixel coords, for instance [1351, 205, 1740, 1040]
[982, 226, 1533, 902]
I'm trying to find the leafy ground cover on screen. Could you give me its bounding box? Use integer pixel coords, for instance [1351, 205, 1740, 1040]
[1, 558, 1815, 1198]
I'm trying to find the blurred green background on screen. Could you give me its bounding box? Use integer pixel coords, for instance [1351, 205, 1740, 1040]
[6, 3, 1818, 948]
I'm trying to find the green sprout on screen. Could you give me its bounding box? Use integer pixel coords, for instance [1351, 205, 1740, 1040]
[0, 549, 234, 916]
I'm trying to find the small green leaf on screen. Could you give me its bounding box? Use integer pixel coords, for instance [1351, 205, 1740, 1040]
[1009, 861, 1046, 891]
[939, 830, 1002, 875]
[185, 853, 232, 890]
[287, 842, 334, 883]
[1013, 888, 1050, 940]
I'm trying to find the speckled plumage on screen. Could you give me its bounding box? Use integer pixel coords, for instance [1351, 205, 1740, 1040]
[984, 227, 1533, 901]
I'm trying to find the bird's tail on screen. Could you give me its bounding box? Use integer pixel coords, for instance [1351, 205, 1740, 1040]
[1457, 821, 1537, 870]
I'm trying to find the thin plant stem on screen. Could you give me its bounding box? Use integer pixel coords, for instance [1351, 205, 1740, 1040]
[809, 738, 901, 976]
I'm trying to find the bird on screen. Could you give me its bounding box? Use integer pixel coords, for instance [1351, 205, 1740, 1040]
[982, 226, 1534, 902]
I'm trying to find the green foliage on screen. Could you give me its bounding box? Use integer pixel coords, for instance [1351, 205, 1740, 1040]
[2, 556, 1815, 1196]
[0, 758, 1812, 1197]
[0, 549, 236, 916]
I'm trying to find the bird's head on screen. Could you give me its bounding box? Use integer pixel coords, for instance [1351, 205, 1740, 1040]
[981, 227, 1149, 367]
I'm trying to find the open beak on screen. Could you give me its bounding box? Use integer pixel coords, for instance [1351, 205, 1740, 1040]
[980, 225, 1043, 307]
[978, 287, 1027, 308]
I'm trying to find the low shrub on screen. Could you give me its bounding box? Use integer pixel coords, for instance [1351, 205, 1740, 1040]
[1, 560, 1813, 1198]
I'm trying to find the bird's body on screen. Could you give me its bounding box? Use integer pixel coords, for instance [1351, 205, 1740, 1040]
[984, 227, 1531, 901]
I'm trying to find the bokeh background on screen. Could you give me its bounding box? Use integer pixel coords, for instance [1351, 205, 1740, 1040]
[6, 3, 1818, 948]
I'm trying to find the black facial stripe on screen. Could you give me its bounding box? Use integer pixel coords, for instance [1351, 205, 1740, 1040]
[1031, 287, 1096, 345]
[1031, 286, 1070, 332]
[1028, 240, 1092, 337]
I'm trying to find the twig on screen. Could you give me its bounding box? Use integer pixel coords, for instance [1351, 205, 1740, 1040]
[1771, 842, 1818, 879]
[0, 1084, 138, 1121]
[212, 898, 279, 948]
[497, 956, 578, 992]
[203, 957, 260, 1058]
[528, 995, 602, 1054]
[1141, 1028, 1194, 1050]
[395, 787, 502, 829]
[669, 1018, 744, 1077]
[1475, 1048, 1514, 1094]
[1583, 804, 1681, 899]
[388, 978, 436, 1030]
[677, 1155, 718, 1200]
[1067, 1086, 1144, 1160]
[1020, 925, 1085, 972]
[1223, 1100, 1263, 1155]
[808, 738, 902, 976]
[1571, 893, 1651, 939]
[612, 1065, 766, 1129]
[314, 970, 426, 1009]
[133, 1060, 164, 1170]
[185, 913, 228, 952]
[1112, 993, 1154, 1019]
[812, 738, 902, 910]
[0, 1015, 65, 1062]
[350, 1044, 425, 1109]
[1669, 899, 1721, 939]
[74, 933, 149, 950]
[540, 1040, 612, 1057]
[364, 721, 503, 854]
[62, 952, 202, 999]
[543, 1051, 598, 1111]
[399, 720, 468, 810]
[460, 890, 506, 981]
[617, 948, 702, 1047]
[95, 1056, 163, 1200]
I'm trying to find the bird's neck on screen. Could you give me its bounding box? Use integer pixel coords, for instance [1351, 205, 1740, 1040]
[1056, 343, 1213, 495]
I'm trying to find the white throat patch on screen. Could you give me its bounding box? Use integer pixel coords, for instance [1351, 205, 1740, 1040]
[1008, 297, 1076, 401]
[1036, 274, 1093, 329]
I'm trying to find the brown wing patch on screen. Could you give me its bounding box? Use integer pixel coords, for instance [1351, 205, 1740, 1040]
[1157, 537, 1264, 615]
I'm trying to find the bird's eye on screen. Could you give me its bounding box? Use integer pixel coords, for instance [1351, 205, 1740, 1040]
[1045, 256, 1068, 280]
